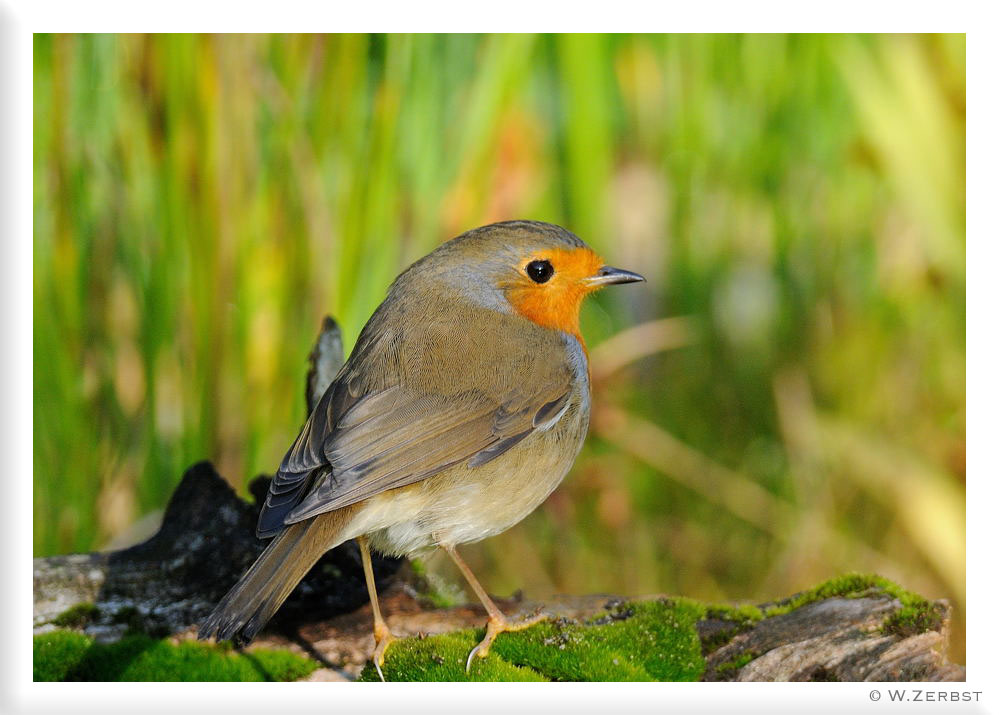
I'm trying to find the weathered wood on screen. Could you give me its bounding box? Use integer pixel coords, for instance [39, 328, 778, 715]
[32, 462, 403, 642]
[700, 596, 964, 682]
[306, 315, 344, 414]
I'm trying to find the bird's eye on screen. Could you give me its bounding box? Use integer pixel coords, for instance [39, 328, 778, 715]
[525, 259, 554, 284]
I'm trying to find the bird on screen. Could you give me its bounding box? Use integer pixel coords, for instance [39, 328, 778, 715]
[198, 220, 644, 679]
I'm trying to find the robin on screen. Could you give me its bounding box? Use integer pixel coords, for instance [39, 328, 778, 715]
[198, 220, 644, 679]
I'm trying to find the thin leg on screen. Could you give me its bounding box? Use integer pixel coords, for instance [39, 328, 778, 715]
[358, 535, 395, 681]
[443, 544, 546, 672]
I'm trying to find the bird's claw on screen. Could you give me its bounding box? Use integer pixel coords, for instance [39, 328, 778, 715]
[464, 641, 486, 672]
[372, 623, 396, 682]
[464, 611, 548, 674]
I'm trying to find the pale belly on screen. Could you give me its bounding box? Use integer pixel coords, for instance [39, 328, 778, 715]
[348, 396, 589, 557]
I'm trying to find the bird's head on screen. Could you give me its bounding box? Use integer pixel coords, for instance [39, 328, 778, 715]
[406, 220, 644, 342]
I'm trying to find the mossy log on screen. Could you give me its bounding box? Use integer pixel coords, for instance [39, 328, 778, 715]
[32, 317, 965, 681]
[291, 573, 964, 682]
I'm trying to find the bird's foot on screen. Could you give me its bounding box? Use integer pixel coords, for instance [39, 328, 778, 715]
[465, 610, 547, 673]
[372, 621, 397, 682]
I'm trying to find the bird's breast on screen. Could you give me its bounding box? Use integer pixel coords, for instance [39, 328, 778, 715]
[360, 332, 591, 556]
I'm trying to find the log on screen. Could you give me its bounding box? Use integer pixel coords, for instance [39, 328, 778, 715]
[278, 576, 965, 682]
[698, 593, 964, 682]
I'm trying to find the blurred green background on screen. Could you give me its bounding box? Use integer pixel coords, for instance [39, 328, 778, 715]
[33, 34, 966, 660]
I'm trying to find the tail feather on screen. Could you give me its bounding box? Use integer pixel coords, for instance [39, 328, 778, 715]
[198, 506, 357, 645]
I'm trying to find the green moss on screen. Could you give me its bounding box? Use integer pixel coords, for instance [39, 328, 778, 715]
[704, 573, 940, 642]
[704, 603, 764, 623]
[760, 573, 930, 618]
[700, 601, 765, 653]
[715, 650, 757, 675]
[36, 574, 935, 683]
[759, 573, 942, 639]
[51, 602, 99, 629]
[33, 630, 319, 681]
[361, 629, 549, 682]
[358, 597, 706, 682]
[356, 573, 938, 682]
[882, 602, 944, 638]
[33, 630, 92, 681]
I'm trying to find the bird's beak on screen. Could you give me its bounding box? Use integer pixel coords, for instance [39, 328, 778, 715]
[583, 265, 646, 288]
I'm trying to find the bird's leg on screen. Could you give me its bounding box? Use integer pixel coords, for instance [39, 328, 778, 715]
[357, 535, 395, 681]
[442, 544, 546, 672]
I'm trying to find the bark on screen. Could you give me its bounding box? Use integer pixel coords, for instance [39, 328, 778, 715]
[698, 596, 964, 682]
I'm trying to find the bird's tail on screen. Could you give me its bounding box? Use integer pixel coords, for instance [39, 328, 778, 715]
[198, 506, 357, 645]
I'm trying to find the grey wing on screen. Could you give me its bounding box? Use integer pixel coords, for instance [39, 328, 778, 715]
[256, 377, 572, 537]
[282, 382, 572, 523]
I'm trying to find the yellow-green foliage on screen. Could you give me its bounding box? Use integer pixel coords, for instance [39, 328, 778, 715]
[358, 598, 706, 682]
[34, 630, 318, 682]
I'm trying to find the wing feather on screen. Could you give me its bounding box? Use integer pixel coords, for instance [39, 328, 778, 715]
[282, 388, 559, 522]
[256, 299, 579, 538]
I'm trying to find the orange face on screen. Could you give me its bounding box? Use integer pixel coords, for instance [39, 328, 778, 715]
[504, 247, 606, 343]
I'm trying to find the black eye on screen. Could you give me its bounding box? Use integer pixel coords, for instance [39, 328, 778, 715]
[525, 259, 554, 284]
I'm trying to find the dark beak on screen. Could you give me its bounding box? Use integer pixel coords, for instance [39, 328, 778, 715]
[583, 265, 646, 288]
